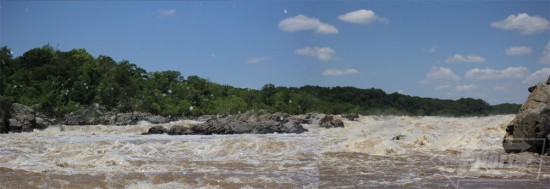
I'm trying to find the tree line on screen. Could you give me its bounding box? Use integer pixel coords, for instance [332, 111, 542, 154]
[0, 45, 521, 117]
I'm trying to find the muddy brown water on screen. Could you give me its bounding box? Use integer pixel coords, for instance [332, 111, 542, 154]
[0, 116, 548, 188]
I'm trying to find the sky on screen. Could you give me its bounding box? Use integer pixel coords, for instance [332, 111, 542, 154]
[1, 1, 549, 104]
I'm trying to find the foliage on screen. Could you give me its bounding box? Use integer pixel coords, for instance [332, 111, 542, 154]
[0, 45, 521, 117]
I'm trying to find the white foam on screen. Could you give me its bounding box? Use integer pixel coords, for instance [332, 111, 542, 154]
[1, 115, 535, 187]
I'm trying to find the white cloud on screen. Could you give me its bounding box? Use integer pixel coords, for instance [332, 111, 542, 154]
[491, 13, 550, 35]
[539, 41, 550, 65]
[465, 67, 529, 80]
[422, 47, 436, 53]
[295, 47, 336, 61]
[435, 84, 451, 90]
[322, 69, 359, 76]
[505, 46, 532, 56]
[278, 15, 338, 34]
[445, 54, 485, 63]
[159, 9, 176, 16]
[425, 67, 461, 81]
[338, 9, 388, 25]
[246, 56, 269, 64]
[522, 68, 550, 84]
[454, 84, 478, 91]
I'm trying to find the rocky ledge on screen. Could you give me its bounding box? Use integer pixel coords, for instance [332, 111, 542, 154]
[62, 108, 174, 126]
[143, 111, 350, 135]
[503, 75, 550, 155]
[0, 100, 49, 133]
[1, 98, 353, 135]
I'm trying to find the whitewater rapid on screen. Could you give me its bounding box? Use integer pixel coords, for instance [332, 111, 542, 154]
[0, 115, 548, 188]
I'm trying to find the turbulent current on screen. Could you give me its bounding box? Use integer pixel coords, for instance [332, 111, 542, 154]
[0, 115, 549, 188]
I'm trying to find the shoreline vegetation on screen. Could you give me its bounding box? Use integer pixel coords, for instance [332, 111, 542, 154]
[0, 45, 521, 119]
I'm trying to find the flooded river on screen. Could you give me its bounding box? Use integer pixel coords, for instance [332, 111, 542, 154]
[1, 115, 548, 188]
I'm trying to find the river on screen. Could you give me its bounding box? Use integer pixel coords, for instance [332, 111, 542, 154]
[1, 115, 548, 188]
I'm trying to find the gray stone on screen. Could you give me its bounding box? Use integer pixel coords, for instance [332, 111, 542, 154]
[168, 125, 194, 135]
[142, 126, 168, 135]
[503, 81, 550, 154]
[8, 103, 38, 132]
[319, 115, 345, 128]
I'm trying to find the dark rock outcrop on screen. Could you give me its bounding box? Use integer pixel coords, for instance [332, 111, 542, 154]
[319, 115, 345, 128]
[168, 125, 194, 135]
[142, 126, 168, 135]
[153, 111, 308, 135]
[503, 76, 550, 154]
[0, 100, 10, 133]
[63, 109, 172, 126]
[0, 100, 47, 133]
[343, 113, 360, 121]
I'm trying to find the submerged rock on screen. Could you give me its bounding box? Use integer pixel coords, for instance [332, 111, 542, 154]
[343, 113, 360, 121]
[142, 126, 168, 135]
[503, 75, 550, 154]
[168, 125, 194, 135]
[319, 115, 345, 128]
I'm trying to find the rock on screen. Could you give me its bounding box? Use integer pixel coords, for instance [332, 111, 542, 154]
[142, 126, 168, 135]
[289, 114, 310, 124]
[62, 109, 172, 126]
[307, 112, 326, 125]
[343, 113, 360, 121]
[0, 100, 10, 133]
[392, 135, 406, 140]
[0, 99, 51, 133]
[168, 125, 194, 135]
[8, 103, 44, 132]
[284, 120, 308, 134]
[503, 81, 550, 154]
[161, 111, 308, 135]
[319, 115, 345, 128]
[63, 108, 105, 125]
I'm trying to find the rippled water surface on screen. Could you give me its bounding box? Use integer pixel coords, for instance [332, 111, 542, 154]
[1, 115, 549, 188]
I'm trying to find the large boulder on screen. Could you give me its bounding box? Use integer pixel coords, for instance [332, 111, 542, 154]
[503, 76, 550, 154]
[3, 103, 47, 133]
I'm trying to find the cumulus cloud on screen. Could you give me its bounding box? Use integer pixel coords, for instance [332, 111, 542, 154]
[464, 67, 529, 80]
[422, 47, 436, 53]
[159, 9, 176, 16]
[338, 9, 388, 25]
[522, 68, 550, 84]
[245, 56, 269, 64]
[425, 67, 461, 81]
[505, 46, 532, 56]
[279, 15, 338, 34]
[491, 13, 550, 35]
[295, 47, 336, 61]
[445, 54, 485, 63]
[539, 41, 550, 65]
[454, 84, 478, 91]
[322, 69, 359, 76]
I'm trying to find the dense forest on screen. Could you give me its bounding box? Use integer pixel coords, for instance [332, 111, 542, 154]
[0, 45, 521, 117]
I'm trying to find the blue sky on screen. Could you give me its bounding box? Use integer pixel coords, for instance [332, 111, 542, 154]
[1, 1, 549, 104]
